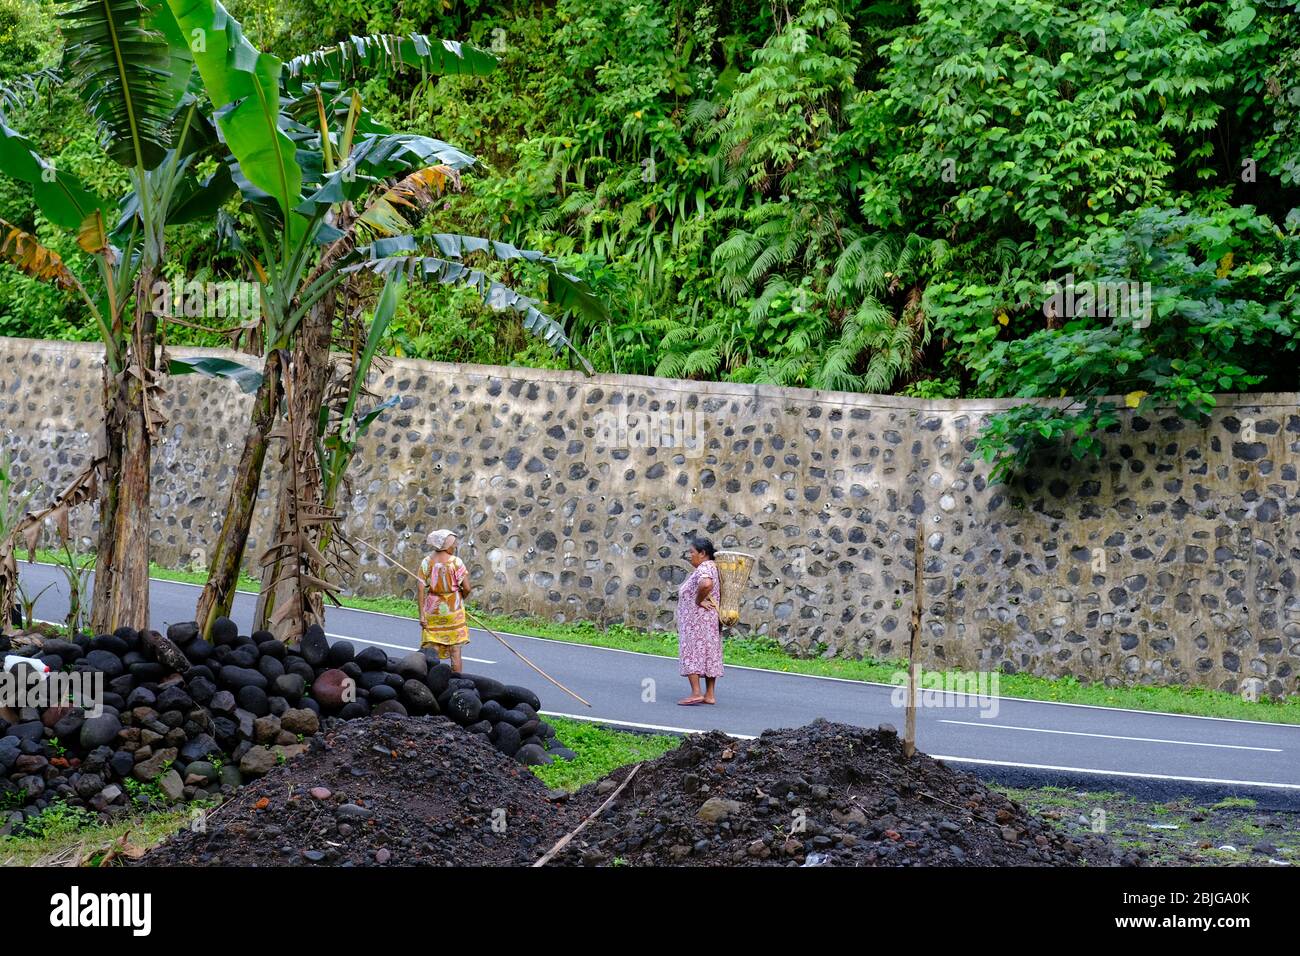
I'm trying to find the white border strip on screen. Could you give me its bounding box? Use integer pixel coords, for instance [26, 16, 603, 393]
[930, 754, 1300, 791]
[938, 719, 1284, 752]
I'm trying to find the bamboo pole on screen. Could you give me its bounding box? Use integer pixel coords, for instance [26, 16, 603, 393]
[904, 519, 925, 759]
[533, 763, 641, 866]
[348, 535, 593, 708]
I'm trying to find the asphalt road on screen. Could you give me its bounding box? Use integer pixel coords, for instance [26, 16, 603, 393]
[17, 561, 1300, 805]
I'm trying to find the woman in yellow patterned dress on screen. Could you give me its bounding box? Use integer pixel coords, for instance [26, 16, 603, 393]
[418, 529, 472, 672]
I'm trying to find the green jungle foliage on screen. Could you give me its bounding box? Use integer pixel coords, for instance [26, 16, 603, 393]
[0, 0, 1297, 478]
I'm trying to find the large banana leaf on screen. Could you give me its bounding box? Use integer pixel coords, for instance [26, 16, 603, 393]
[295, 134, 475, 216]
[58, 0, 189, 170]
[424, 233, 611, 326]
[283, 34, 496, 94]
[352, 165, 457, 239]
[0, 69, 61, 112]
[169, 355, 263, 393]
[348, 237, 593, 372]
[0, 117, 109, 230]
[166, 0, 305, 243]
[0, 217, 80, 290]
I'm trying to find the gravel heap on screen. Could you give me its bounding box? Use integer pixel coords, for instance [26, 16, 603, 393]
[141, 713, 582, 866]
[547, 719, 1130, 867]
[0, 619, 570, 834]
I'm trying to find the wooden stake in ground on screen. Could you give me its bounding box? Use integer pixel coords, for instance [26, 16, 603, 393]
[347, 535, 592, 708]
[904, 520, 925, 759]
[533, 763, 641, 866]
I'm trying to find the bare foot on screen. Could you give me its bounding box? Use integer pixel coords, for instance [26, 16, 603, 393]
[677, 696, 706, 706]
[702, 697, 716, 704]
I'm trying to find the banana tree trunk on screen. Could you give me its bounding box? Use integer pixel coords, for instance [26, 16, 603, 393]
[254, 302, 333, 642]
[193, 348, 283, 637]
[90, 279, 158, 634]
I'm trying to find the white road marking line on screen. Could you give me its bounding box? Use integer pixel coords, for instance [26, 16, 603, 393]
[929, 754, 1300, 791]
[542, 710, 756, 739]
[938, 719, 1284, 752]
[325, 632, 495, 665]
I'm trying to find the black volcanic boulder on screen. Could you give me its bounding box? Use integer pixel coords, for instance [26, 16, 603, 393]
[79, 713, 121, 749]
[183, 638, 214, 665]
[400, 679, 437, 713]
[211, 617, 239, 646]
[273, 673, 305, 702]
[338, 700, 370, 720]
[502, 685, 542, 712]
[284, 657, 316, 683]
[236, 685, 270, 717]
[219, 665, 268, 691]
[91, 633, 128, 655]
[257, 655, 285, 683]
[83, 649, 124, 679]
[326, 640, 355, 667]
[155, 685, 193, 712]
[42, 638, 83, 663]
[493, 721, 522, 757]
[166, 622, 199, 646]
[516, 743, 551, 766]
[425, 663, 452, 699]
[462, 673, 507, 702]
[445, 689, 482, 725]
[355, 646, 387, 671]
[500, 708, 529, 728]
[229, 644, 260, 669]
[300, 625, 330, 667]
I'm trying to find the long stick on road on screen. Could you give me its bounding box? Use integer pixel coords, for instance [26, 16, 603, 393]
[348, 535, 593, 708]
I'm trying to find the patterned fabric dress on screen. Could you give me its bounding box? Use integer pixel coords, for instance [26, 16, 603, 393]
[677, 559, 723, 677]
[419, 553, 470, 658]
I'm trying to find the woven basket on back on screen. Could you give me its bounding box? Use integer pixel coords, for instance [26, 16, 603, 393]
[713, 550, 756, 626]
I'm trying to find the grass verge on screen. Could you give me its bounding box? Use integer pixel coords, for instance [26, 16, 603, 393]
[25, 552, 1300, 726]
[530, 716, 680, 792]
[995, 785, 1298, 866]
[0, 804, 194, 867]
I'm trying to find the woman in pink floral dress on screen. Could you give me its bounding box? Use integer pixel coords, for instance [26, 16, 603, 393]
[677, 536, 723, 705]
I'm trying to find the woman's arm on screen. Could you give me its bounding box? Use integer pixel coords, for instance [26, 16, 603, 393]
[695, 575, 713, 607]
[456, 558, 472, 599]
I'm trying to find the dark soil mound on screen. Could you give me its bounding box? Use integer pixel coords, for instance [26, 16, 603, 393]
[551, 719, 1127, 867]
[141, 714, 581, 866]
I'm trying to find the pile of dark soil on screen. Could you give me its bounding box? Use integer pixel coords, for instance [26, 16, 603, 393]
[549, 719, 1131, 867]
[141, 714, 583, 866]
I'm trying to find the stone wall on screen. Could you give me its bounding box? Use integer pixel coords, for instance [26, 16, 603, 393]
[2, 336, 1297, 696]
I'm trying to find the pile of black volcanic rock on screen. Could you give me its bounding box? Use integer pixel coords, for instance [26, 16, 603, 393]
[0, 618, 570, 835]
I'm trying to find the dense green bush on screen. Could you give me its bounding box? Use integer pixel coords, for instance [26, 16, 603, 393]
[0, 0, 1296, 479]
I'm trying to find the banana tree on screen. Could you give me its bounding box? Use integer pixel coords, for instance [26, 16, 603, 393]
[172, 0, 496, 635]
[173, 0, 607, 640]
[0, 0, 250, 631]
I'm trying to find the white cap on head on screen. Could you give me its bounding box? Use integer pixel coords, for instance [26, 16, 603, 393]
[427, 528, 457, 551]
